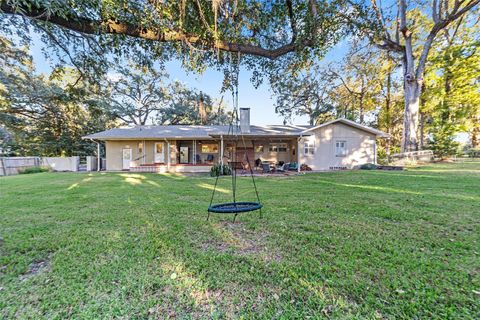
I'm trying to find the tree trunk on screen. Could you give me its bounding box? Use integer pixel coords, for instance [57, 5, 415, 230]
[359, 94, 365, 124]
[471, 115, 480, 148]
[419, 112, 425, 149]
[385, 68, 392, 161]
[402, 80, 421, 152]
[419, 81, 426, 149]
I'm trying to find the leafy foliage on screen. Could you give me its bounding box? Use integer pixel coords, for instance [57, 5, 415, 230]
[209, 163, 232, 177]
[422, 15, 480, 156]
[271, 65, 336, 125]
[156, 81, 231, 126]
[0, 37, 117, 156]
[102, 65, 169, 125]
[0, 0, 348, 83]
[18, 166, 50, 174]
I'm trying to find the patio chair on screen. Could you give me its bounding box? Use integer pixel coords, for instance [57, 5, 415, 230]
[276, 162, 289, 172]
[206, 154, 215, 163]
[288, 162, 298, 171]
[195, 154, 202, 164]
[262, 162, 272, 173]
[255, 158, 262, 169]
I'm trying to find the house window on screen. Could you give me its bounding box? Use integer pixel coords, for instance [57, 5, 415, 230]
[255, 145, 264, 153]
[201, 143, 218, 153]
[138, 142, 143, 154]
[304, 141, 315, 155]
[336, 141, 347, 157]
[156, 143, 163, 153]
[269, 143, 287, 152]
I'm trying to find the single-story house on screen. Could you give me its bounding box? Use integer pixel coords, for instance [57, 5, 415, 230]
[83, 108, 387, 173]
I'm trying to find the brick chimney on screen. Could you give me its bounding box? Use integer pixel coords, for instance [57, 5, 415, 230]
[198, 92, 207, 124]
[240, 108, 250, 133]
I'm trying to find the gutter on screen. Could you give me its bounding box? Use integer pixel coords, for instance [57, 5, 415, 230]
[297, 134, 303, 173]
[89, 138, 101, 172]
[164, 138, 170, 170]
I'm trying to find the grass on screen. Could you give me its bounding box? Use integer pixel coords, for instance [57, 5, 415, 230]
[0, 161, 479, 319]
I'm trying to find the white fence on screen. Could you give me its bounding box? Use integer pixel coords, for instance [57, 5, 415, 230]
[42, 156, 80, 172]
[391, 150, 434, 163]
[86, 156, 98, 172]
[0, 156, 104, 176]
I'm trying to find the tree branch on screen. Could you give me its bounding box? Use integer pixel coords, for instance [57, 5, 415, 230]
[416, 0, 480, 78]
[286, 0, 297, 43]
[0, 1, 303, 60]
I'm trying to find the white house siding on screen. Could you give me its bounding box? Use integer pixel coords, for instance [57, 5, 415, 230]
[106, 140, 170, 171]
[299, 122, 376, 170]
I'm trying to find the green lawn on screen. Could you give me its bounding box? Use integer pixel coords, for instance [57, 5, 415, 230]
[1, 161, 479, 319]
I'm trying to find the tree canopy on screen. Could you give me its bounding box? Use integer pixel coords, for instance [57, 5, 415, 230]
[0, 0, 346, 75]
[0, 37, 116, 156]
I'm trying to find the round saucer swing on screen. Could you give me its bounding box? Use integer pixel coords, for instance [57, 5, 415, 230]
[207, 53, 262, 222]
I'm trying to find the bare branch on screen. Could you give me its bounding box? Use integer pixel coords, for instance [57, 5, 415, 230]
[371, 0, 392, 41]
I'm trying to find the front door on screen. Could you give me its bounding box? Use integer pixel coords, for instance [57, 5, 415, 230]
[154, 142, 165, 163]
[179, 146, 189, 164]
[122, 148, 132, 170]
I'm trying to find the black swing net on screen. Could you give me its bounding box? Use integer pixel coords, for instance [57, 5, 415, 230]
[207, 54, 262, 222]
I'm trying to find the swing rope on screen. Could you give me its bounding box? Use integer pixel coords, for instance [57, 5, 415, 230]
[207, 52, 262, 222]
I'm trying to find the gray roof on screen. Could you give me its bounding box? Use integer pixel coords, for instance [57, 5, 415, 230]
[83, 124, 313, 140]
[82, 119, 388, 140]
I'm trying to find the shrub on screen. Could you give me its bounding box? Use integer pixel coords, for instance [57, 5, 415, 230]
[300, 164, 312, 171]
[18, 166, 50, 174]
[466, 147, 480, 158]
[210, 164, 232, 177]
[359, 163, 378, 170]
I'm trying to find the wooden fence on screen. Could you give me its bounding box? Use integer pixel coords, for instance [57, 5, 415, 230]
[0, 157, 41, 176]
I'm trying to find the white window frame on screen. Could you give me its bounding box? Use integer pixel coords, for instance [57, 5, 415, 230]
[255, 145, 264, 153]
[269, 143, 288, 153]
[304, 141, 315, 155]
[201, 143, 219, 153]
[335, 140, 347, 157]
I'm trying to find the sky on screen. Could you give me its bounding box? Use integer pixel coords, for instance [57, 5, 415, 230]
[28, 34, 348, 126]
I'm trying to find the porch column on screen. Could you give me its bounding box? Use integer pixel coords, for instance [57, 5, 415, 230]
[220, 135, 224, 165]
[143, 139, 146, 165]
[193, 140, 196, 165]
[166, 141, 171, 171]
[97, 141, 101, 172]
[297, 136, 301, 173]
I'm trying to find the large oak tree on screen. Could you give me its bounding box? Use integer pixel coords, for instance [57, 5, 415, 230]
[346, 0, 479, 151]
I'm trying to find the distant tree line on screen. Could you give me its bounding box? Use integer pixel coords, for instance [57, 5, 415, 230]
[272, 11, 480, 159]
[0, 37, 230, 156]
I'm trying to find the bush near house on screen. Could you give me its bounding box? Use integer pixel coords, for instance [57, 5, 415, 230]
[209, 163, 232, 177]
[466, 147, 480, 158]
[17, 166, 51, 174]
[0, 161, 479, 318]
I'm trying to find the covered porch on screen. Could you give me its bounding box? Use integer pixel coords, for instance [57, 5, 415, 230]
[117, 136, 300, 173]
[127, 139, 219, 173]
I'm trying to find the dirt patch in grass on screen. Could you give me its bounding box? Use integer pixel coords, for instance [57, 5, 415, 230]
[19, 255, 52, 281]
[200, 222, 282, 262]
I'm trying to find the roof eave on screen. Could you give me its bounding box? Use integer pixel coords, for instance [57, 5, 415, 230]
[301, 118, 388, 137]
